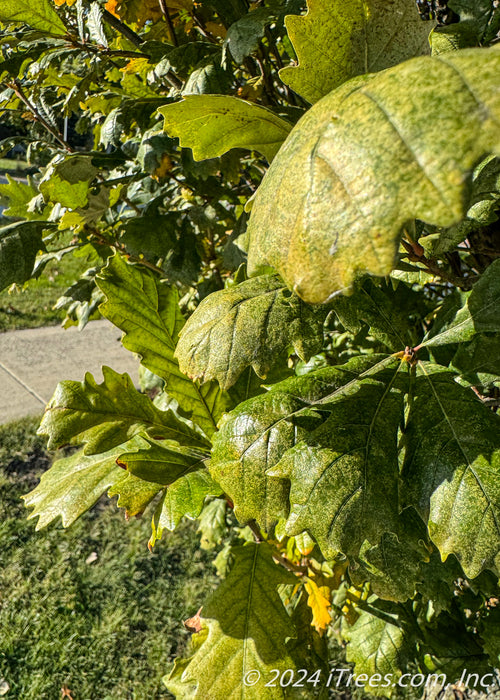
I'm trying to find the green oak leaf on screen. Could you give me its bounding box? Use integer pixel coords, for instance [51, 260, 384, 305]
[430, 155, 500, 255]
[175, 274, 327, 390]
[37, 366, 208, 455]
[350, 509, 431, 603]
[197, 498, 227, 550]
[449, 0, 500, 44]
[22, 442, 139, 529]
[451, 334, 500, 387]
[402, 362, 500, 578]
[279, 0, 432, 104]
[116, 436, 209, 485]
[247, 47, 500, 303]
[344, 608, 415, 694]
[39, 155, 98, 209]
[269, 358, 405, 558]
[149, 471, 222, 546]
[97, 253, 229, 437]
[159, 95, 292, 162]
[108, 472, 164, 518]
[0, 220, 51, 292]
[224, 8, 275, 64]
[0, 0, 67, 35]
[210, 354, 403, 543]
[422, 259, 500, 347]
[165, 543, 299, 699]
[331, 277, 428, 351]
[0, 175, 45, 220]
[416, 552, 463, 616]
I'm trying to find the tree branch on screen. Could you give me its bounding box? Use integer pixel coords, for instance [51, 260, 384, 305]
[102, 8, 144, 48]
[158, 0, 179, 47]
[6, 80, 73, 152]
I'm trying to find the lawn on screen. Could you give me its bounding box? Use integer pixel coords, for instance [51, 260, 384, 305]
[0, 251, 89, 332]
[0, 417, 217, 700]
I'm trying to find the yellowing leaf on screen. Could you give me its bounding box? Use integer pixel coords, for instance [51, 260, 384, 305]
[121, 57, 151, 75]
[159, 95, 292, 163]
[280, 0, 433, 104]
[305, 579, 332, 634]
[109, 0, 163, 27]
[104, 0, 119, 18]
[153, 153, 173, 181]
[248, 48, 500, 303]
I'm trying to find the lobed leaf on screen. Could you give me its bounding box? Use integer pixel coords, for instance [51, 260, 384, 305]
[22, 442, 134, 529]
[165, 543, 300, 699]
[0, 175, 43, 220]
[269, 358, 405, 558]
[175, 274, 327, 390]
[279, 0, 432, 104]
[304, 579, 332, 634]
[159, 95, 292, 163]
[344, 608, 415, 694]
[39, 155, 98, 209]
[210, 354, 403, 544]
[350, 509, 431, 603]
[247, 47, 500, 303]
[0, 221, 50, 292]
[223, 8, 275, 64]
[331, 277, 427, 351]
[116, 436, 208, 485]
[0, 0, 67, 35]
[149, 471, 222, 547]
[451, 334, 500, 388]
[422, 259, 500, 347]
[402, 362, 500, 578]
[97, 253, 229, 437]
[37, 366, 208, 455]
[108, 471, 164, 518]
[197, 498, 227, 550]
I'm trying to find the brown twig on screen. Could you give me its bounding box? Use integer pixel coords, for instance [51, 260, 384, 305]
[6, 80, 73, 151]
[102, 8, 144, 48]
[159, 0, 179, 47]
[272, 552, 308, 576]
[247, 519, 264, 543]
[401, 237, 473, 290]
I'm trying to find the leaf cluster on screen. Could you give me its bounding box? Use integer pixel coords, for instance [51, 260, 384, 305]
[1, 0, 500, 697]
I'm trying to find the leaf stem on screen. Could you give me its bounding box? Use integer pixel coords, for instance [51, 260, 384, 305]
[247, 519, 264, 543]
[6, 80, 73, 152]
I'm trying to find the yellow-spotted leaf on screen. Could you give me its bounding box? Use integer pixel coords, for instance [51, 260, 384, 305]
[280, 0, 433, 104]
[247, 47, 500, 303]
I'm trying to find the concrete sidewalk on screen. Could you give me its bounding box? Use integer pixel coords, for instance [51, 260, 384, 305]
[0, 320, 140, 424]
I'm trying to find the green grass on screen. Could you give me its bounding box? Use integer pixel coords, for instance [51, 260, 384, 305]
[0, 253, 89, 332]
[0, 159, 31, 174]
[0, 417, 217, 700]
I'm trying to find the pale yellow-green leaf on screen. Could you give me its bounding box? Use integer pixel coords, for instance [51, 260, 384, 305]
[159, 95, 292, 162]
[22, 442, 138, 529]
[280, 0, 433, 104]
[247, 48, 500, 303]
